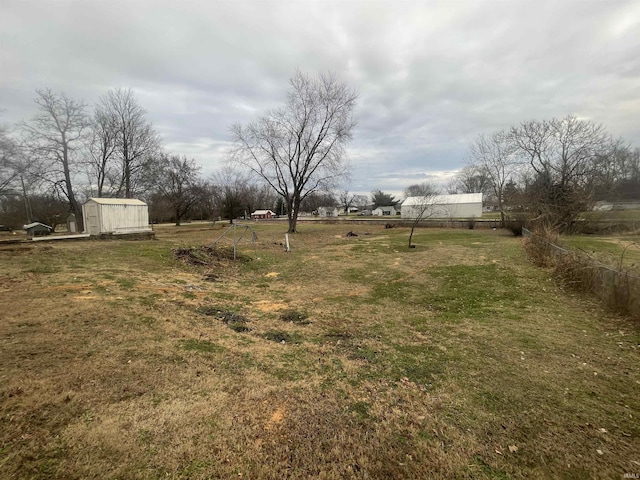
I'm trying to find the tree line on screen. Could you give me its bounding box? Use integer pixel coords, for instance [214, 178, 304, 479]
[2, 73, 637, 234]
[449, 116, 640, 231]
[0, 71, 359, 233]
[0, 88, 284, 230]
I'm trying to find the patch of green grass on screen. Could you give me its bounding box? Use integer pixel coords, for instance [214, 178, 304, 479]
[561, 235, 640, 268]
[425, 264, 525, 320]
[26, 264, 61, 274]
[390, 343, 446, 385]
[348, 401, 372, 419]
[116, 277, 136, 290]
[180, 339, 225, 354]
[279, 308, 310, 324]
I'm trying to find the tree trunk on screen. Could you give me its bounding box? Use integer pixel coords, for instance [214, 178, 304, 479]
[287, 197, 298, 233]
[408, 225, 416, 248]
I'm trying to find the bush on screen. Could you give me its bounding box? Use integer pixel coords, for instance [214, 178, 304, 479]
[505, 214, 527, 236]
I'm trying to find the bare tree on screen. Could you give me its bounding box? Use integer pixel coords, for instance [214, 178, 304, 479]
[0, 124, 20, 196]
[339, 190, 355, 214]
[99, 88, 160, 198]
[467, 130, 520, 226]
[300, 191, 337, 213]
[403, 182, 439, 248]
[450, 164, 492, 196]
[210, 166, 251, 223]
[19, 89, 90, 228]
[511, 115, 610, 230]
[153, 154, 202, 226]
[85, 106, 119, 197]
[232, 70, 357, 233]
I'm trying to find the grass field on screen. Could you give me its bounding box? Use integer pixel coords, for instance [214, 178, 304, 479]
[560, 234, 640, 271]
[1, 223, 639, 479]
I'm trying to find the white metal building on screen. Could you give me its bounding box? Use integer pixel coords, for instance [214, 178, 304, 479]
[401, 193, 483, 219]
[82, 198, 151, 235]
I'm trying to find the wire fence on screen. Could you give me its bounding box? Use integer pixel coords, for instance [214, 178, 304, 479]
[523, 227, 640, 319]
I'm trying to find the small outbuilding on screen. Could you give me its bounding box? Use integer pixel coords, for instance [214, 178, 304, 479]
[82, 198, 151, 236]
[317, 206, 340, 217]
[251, 209, 275, 220]
[23, 222, 53, 237]
[401, 193, 483, 219]
[372, 205, 398, 216]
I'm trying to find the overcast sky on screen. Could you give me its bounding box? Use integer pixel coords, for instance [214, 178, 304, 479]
[1, 0, 639, 196]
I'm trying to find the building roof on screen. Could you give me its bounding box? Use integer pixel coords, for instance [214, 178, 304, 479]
[374, 205, 396, 211]
[402, 193, 482, 206]
[23, 222, 52, 230]
[252, 210, 275, 215]
[85, 198, 147, 206]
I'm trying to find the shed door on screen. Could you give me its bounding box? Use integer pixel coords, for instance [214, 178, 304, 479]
[86, 204, 100, 235]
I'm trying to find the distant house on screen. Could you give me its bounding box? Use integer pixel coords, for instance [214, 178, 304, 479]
[82, 198, 151, 235]
[317, 206, 340, 217]
[372, 205, 397, 216]
[23, 222, 53, 237]
[251, 209, 275, 220]
[401, 193, 483, 219]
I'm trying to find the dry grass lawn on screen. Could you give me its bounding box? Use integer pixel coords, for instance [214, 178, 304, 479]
[0, 222, 638, 479]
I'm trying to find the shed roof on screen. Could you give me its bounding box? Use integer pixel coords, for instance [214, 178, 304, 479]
[23, 222, 52, 230]
[252, 210, 275, 215]
[85, 198, 147, 206]
[402, 193, 482, 206]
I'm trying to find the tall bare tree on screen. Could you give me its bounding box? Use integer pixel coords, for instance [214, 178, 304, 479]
[511, 115, 610, 230]
[0, 124, 20, 196]
[99, 88, 160, 198]
[467, 130, 520, 226]
[86, 106, 119, 197]
[19, 89, 90, 228]
[232, 70, 357, 233]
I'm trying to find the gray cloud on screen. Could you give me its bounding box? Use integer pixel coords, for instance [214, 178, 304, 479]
[1, 0, 638, 194]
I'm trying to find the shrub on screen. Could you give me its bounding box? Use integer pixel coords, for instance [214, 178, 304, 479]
[505, 214, 527, 236]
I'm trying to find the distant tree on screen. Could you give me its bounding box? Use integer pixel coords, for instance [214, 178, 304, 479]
[210, 166, 250, 223]
[511, 115, 610, 231]
[339, 190, 355, 214]
[0, 124, 20, 196]
[352, 194, 369, 209]
[502, 179, 523, 210]
[85, 104, 119, 197]
[403, 182, 439, 248]
[450, 165, 492, 197]
[98, 88, 161, 198]
[153, 154, 202, 226]
[592, 140, 640, 201]
[19, 89, 90, 229]
[300, 191, 336, 213]
[467, 130, 520, 226]
[231, 70, 357, 233]
[371, 190, 398, 208]
[275, 196, 286, 217]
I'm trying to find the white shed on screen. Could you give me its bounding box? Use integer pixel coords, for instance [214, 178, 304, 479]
[401, 193, 483, 219]
[317, 206, 340, 217]
[82, 198, 152, 235]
